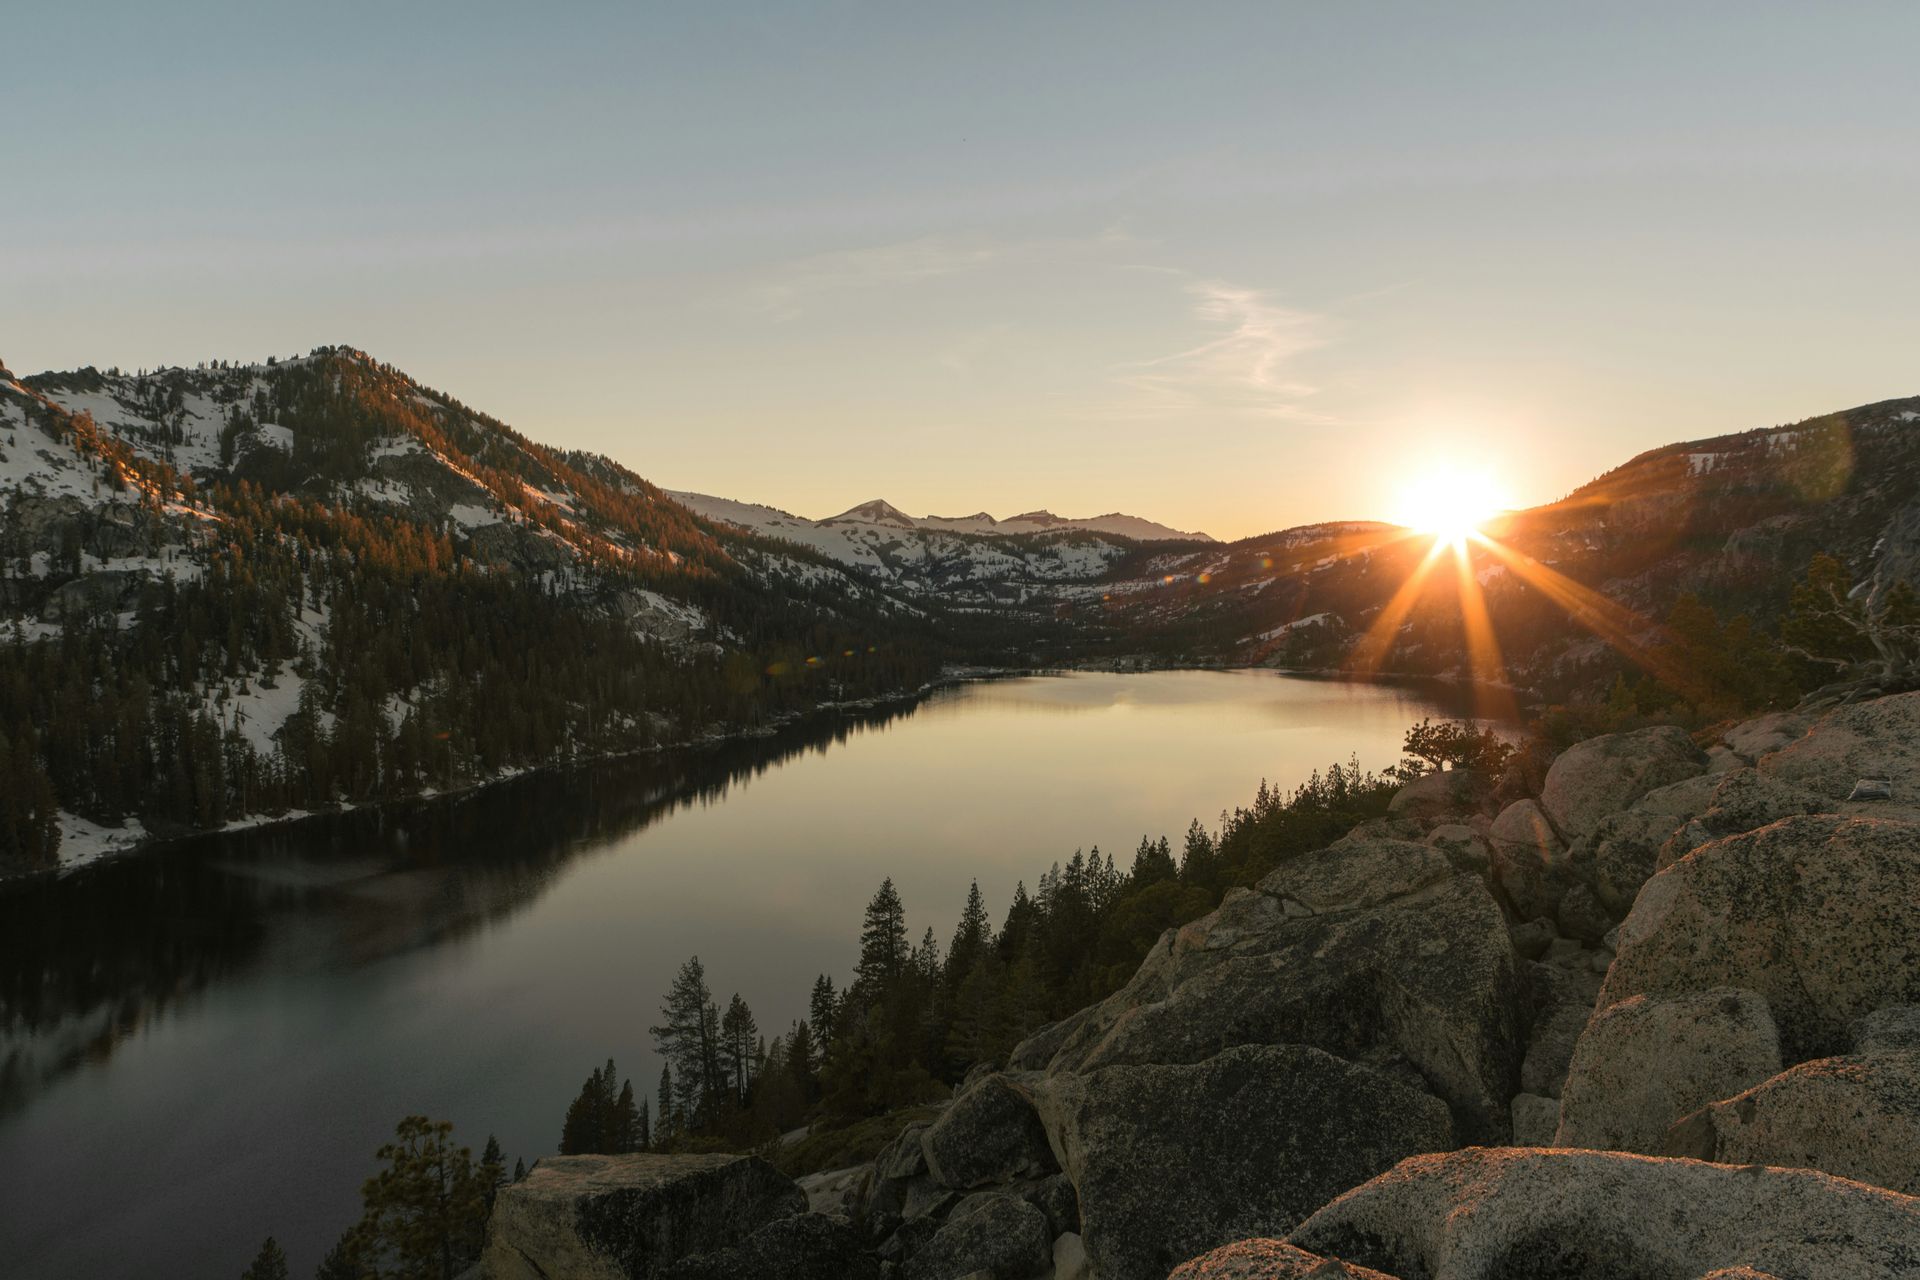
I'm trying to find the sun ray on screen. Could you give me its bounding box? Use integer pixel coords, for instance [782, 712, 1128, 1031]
[1452, 540, 1519, 722]
[1468, 533, 1709, 701]
[1349, 538, 1450, 677]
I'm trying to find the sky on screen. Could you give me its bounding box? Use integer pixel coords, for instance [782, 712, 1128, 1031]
[6, 3, 1918, 541]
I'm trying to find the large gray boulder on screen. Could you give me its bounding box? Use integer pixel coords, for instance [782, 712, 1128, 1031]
[1855, 1005, 1920, 1053]
[657, 1212, 879, 1280]
[1570, 772, 1719, 912]
[1655, 768, 1828, 873]
[484, 1153, 807, 1280]
[1289, 1148, 1920, 1280]
[1486, 800, 1564, 919]
[1602, 815, 1920, 1062]
[1386, 769, 1487, 823]
[1723, 710, 1815, 762]
[1759, 692, 1920, 805]
[1519, 960, 1598, 1099]
[1035, 1044, 1453, 1280]
[902, 1192, 1051, 1280]
[1664, 1049, 1920, 1195]
[1539, 725, 1707, 842]
[1170, 1239, 1399, 1279]
[1555, 988, 1782, 1152]
[1019, 836, 1525, 1140]
[920, 1073, 1055, 1189]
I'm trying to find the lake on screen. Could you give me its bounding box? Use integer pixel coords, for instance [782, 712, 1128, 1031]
[0, 670, 1474, 1279]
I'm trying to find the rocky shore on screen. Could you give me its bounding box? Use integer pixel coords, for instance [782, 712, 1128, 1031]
[480, 692, 1920, 1278]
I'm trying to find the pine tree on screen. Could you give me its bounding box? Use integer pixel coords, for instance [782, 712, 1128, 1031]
[637, 1097, 651, 1152]
[807, 975, 837, 1062]
[650, 956, 722, 1131]
[613, 1080, 641, 1153]
[313, 1232, 360, 1280]
[855, 877, 909, 992]
[511, 1158, 527, 1183]
[719, 993, 759, 1102]
[478, 1135, 506, 1212]
[656, 1063, 675, 1143]
[944, 880, 992, 991]
[353, 1115, 490, 1280]
[240, 1237, 289, 1280]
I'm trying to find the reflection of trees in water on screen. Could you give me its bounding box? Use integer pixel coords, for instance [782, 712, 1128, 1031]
[0, 699, 919, 1116]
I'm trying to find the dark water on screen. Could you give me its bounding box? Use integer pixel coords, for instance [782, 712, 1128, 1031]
[0, 670, 1471, 1279]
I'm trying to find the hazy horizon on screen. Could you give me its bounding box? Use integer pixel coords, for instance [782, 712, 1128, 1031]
[8, 2, 1919, 539]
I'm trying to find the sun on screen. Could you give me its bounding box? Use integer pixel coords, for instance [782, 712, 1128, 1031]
[1394, 467, 1506, 545]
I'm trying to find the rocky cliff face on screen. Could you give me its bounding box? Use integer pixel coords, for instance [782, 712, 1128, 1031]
[480, 693, 1920, 1279]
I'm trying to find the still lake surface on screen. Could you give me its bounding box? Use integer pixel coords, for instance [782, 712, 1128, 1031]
[0, 670, 1473, 1279]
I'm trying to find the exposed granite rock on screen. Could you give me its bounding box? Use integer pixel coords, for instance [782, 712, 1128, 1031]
[657, 1212, 878, 1280]
[483, 1153, 806, 1280]
[1051, 1230, 1091, 1280]
[920, 1074, 1055, 1190]
[1571, 772, 1719, 911]
[1723, 710, 1815, 762]
[1035, 1044, 1452, 1280]
[1556, 988, 1782, 1152]
[1520, 960, 1597, 1100]
[1553, 882, 1614, 943]
[1486, 800, 1564, 919]
[1539, 725, 1707, 842]
[1170, 1239, 1400, 1279]
[1663, 1049, 1920, 1195]
[1602, 815, 1920, 1062]
[901, 1191, 1050, 1280]
[1387, 770, 1488, 822]
[1020, 836, 1524, 1140]
[1508, 1093, 1559, 1146]
[1759, 692, 1920, 804]
[1855, 1005, 1920, 1053]
[1289, 1148, 1920, 1280]
[796, 1164, 867, 1216]
[1506, 917, 1554, 961]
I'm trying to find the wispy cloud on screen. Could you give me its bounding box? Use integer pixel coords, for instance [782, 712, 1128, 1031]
[750, 227, 1136, 321]
[1111, 276, 1331, 421]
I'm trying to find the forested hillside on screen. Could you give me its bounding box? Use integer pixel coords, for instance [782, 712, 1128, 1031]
[0, 349, 1010, 869]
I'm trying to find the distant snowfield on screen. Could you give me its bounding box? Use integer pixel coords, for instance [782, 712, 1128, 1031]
[671, 490, 1212, 544]
[667, 489, 1207, 589]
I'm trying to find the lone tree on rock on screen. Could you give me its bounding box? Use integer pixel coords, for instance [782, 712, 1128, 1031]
[1399, 717, 1512, 777]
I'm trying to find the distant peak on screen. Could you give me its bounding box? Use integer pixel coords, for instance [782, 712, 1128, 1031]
[822, 499, 917, 528]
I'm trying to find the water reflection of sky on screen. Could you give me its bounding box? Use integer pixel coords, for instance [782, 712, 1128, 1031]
[0, 670, 1470, 1280]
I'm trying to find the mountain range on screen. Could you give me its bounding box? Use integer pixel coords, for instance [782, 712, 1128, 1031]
[2, 343, 1914, 871]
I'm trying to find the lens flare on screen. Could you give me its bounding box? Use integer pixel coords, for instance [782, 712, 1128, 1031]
[1394, 468, 1506, 545]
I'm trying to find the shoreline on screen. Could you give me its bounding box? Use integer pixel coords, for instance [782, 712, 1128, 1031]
[6, 660, 1516, 888]
[8, 665, 1032, 889]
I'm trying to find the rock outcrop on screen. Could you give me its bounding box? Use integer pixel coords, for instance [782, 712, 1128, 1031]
[1555, 988, 1783, 1152]
[1759, 690, 1920, 805]
[1170, 1239, 1398, 1279]
[1035, 1044, 1452, 1280]
[1020, 836, 1525, 1140]
[1538, 724, 1706, 841]
[902, 1191, 1052, 1280]
[919, 1073, 1055, 1190]
[1287, 1148, 1920, 1280]
[1601, 814, 1920, 1062]
[490, 693, 1920, 1280]
[483, 1153, 807, 1280]
[657, 1211, 878, 1280]
[1663, 1049, 1920, 1195]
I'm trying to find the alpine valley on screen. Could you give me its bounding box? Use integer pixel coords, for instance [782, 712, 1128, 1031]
[2, 344, 1916, 876]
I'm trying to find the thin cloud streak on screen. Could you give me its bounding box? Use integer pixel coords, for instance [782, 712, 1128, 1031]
[749, 226, 1138, 320]
[1108, 277, 1332, 422]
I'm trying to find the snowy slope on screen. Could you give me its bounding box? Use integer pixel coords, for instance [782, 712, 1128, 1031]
[668, 489, 1137, 592]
